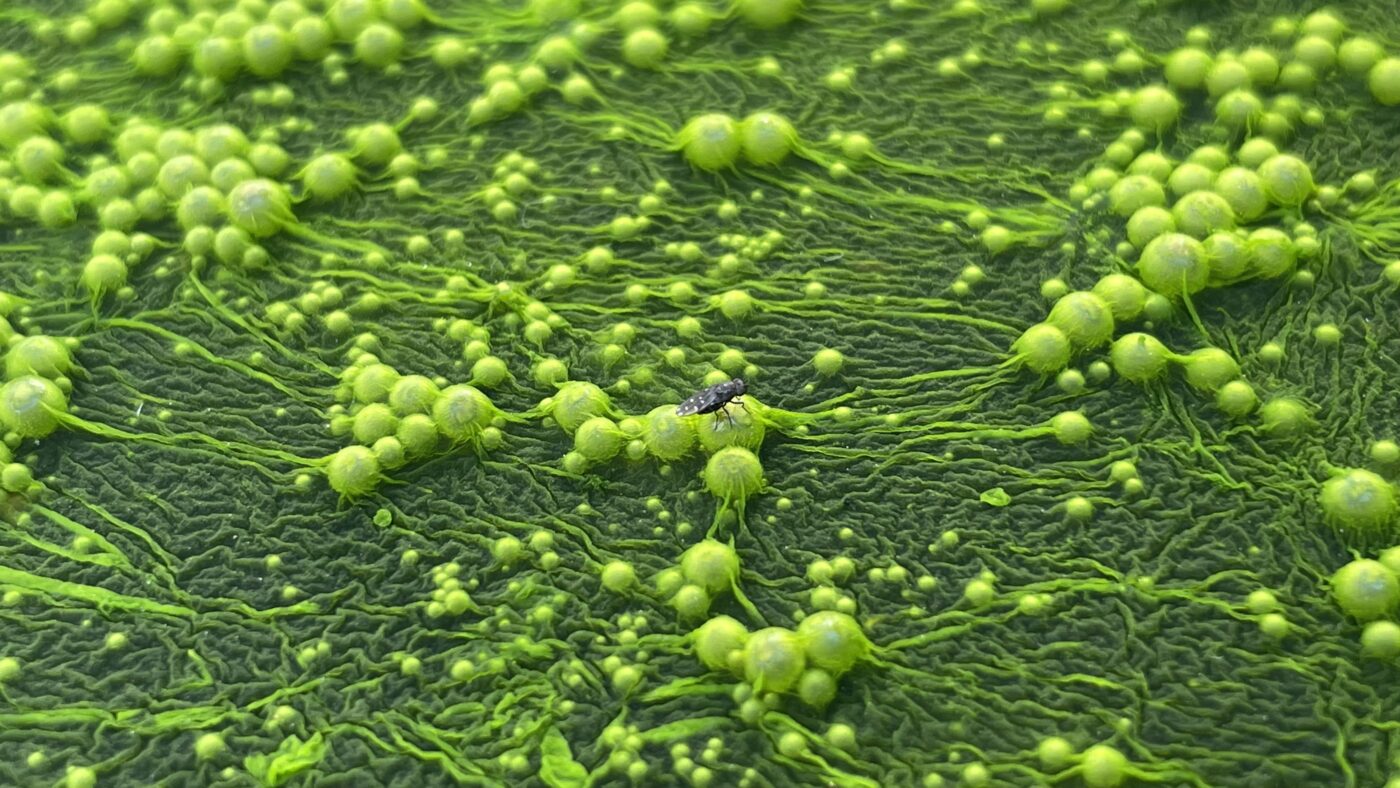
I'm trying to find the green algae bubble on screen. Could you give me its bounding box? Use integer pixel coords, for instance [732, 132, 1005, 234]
[617, 2, 663, 31]
[1050, 411, 1092, 445]
[1256, 154, 1314, 207]
[1204, 231, 1249, 283]
[1299, 10, 1346, 42]
[678, 113, 742, 171]
[1361, 621, 1400, 659]
[964, 577, 995, 605]
[351, 363, 400, 404]
[1171, 191, 1235, 238]
[1109, 461, 1139, 483]
[740, 111, 798, 167]
[2, 462, 34, 493]
[643, 405, 696, 460]
[1128, 84, 1181, 131]
[574, 416, 625, 462]
[1216, 380, 1258, 418]
[0, 100, 47, 148]
[1292, 35, 1337, 74]
[326, 444, 381, 498]
[227, 178, 294, 238]
[177, 186, 226, 230]
[1259, 397, 1312, 440]
[717, 289, 755, 320]
[695, 405, 765, 453]
[796, 610, 869, 676]
[1013, 323, 1071, 374]
[373, 436, 406, 468]
[15, 136, 66, 183]
[356, 23, 406, 69]
[1110, 333, 1170, 383]
[1169, 162, 1217, 197]
[1091, 274, 1146, 322]
[194, 731, 226, 760]
[0, 375, 68, 438]
[668, 4, 715, 37]
[1246, 228, 1297, 279]
[1371, 440, 1400, 467]
[65, 766, 97, 788]
[1125, 206, 1174, 249]
[812, 347, 844, 376]
[1081, 744, 1129, 788]
[244, 23, 296, 77]
[1246, 589, 1279, 615]
[5, 335, 73, 380]
[1239, 47, 1281, 86]
[797, 668, 837, 708]
[600, 560, 637, 593]
[704, 446, 764, 501]
[959, 763, 990, 787]
[1236, 138, 1280, 169]
[388, 375, 440, 416]
[1128, 152, 1174, 183]
[1320, 469, 1398, 540]
[1165, 47, 1213, 89]
[551, 382, 609, 433]
[680, 539, 740, 594]
[1138, 233, 1209, 298]
[1064, 496, 1094, 521]
[1109, 175, 1166, 217]
[1331, 559, 1400, 621]
[432, 384, 495, 443]
[301, 153, 359, 201]
[1046, 292, 1114, 349]
[1369, 58, 1400, 105]
[1214, 89, 1264, 130]
[622, 28, 669, 69]
[37, 190, 77, 229]
[157, 154, 210, 198]
[742, 627, 805, 693]
[826, 723, 857, 751]
[1181, 347, 1240, 391]
[1213, 166, 1268, 222]
[1037, 736, 1076, 771]
[353, 403, 398, 444]
[470, 356, 509, 388]
[737, 0, 803, 29]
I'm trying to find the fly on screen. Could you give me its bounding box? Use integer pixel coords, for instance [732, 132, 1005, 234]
[676, 378, 748, 429]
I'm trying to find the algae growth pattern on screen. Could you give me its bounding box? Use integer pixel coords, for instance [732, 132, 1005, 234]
[3, 0, 1400, 785]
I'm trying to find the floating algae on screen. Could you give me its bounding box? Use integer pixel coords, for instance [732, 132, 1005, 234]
[3, 0, 1400, 786]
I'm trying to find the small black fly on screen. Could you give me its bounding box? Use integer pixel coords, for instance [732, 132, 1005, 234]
[676, 378, 748, 429]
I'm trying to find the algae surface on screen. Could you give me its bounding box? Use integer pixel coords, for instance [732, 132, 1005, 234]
[1, 0, 1400, 786]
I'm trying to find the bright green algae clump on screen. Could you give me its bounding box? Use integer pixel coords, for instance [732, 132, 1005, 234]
[4, 1, 1400, 787]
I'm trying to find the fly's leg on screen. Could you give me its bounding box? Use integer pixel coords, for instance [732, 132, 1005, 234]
[733, 397, 747, 413]
[711, 411, 723, 431]
[723, 404, 735, 428]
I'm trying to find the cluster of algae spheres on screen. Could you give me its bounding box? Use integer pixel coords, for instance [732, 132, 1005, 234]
[5, 0, 1400, 785]
[1005, 7, 1400, 546]
[0, 0, 836, 780]
[995, 5, 1400, 682]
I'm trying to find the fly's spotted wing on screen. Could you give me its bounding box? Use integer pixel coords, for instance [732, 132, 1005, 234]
[677, 379, 745, 416]
[676, 391, 706, 416]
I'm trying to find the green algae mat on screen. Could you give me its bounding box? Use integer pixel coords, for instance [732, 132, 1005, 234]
[5, 0, 1400, 785]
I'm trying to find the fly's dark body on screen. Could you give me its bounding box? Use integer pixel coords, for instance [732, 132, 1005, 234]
[676, 378, 748, 427]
